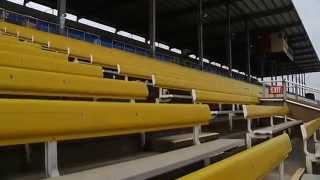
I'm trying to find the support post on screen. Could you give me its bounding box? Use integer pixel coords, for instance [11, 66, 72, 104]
[291, 74, 294, 94]
[287, 74, 290, 93]
[25, 144, 32, 164]
[149, 0, 156, 58]
[140, 132, 146, 149]
[193, 125, 201, 145]
[278, 161, 285, 180]
[57, 0, 67, 35]
[226, 2, 232, 77]
[260, 56, 265, 81]
[198, 0, 204, 71]
[229, 104, 235, 131]
[45, 141, 59, 177]
[295, 74, 298, 97]
[245, 20, 251, 82]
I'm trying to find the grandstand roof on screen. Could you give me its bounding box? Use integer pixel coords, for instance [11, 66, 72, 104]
[23, 0, 320, 76]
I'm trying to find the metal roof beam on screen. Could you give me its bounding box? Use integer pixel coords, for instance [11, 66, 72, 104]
[205, 5, 294, 27]
[294, 50, 315, 56]
[288, 36, 308, 44]
[160, 0, 242, 20]
[295, 56, 317, 61]
[158, 5, 295, 35]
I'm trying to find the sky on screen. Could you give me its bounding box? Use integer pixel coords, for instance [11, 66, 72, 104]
[306, 73, 320, 89]
[291, 0, 320, 89]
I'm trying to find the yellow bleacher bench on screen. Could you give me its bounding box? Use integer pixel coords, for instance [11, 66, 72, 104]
[0, 99, 211, 146]
[192, 89, 259, 104]
[0, 66, 148, 100]
[0, 51, 102, 77]
[1, 21, 263, 106]
[1, 20, 262, 110]
[0, 99, 211, 177]
[0, 37, 68, 60]
[243, 105, 301, 148]
[179, 134, 292, 180]
[300, 117, 320, 174]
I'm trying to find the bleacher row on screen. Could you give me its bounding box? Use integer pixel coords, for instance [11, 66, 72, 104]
[0, 19, 318, 180]
[1, 8, 262, 83]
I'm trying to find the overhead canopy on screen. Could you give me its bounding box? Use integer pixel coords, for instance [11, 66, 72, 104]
[21, 0, 320, 76]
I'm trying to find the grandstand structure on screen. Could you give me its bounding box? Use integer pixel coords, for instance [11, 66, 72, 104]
[0, 0, 320, 179]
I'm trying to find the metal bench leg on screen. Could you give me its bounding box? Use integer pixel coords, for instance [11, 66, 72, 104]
[204, 158, 210, 167]
[306, 156, 313, 174]
[45, 141, 60, 177]
[228, 104, 236, 131]
[25, 144, 32, 164]
[193, 125, 201, 145]
[140, 132, 146, 149]
[228, 113, 233, 132]
[278, 161, 284, 180]
[246, 133, 252, 149]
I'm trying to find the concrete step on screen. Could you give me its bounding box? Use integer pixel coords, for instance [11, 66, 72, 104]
[150, 132, 219, 152]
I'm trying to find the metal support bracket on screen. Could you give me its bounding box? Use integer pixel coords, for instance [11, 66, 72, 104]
[45, 141, 60, 177]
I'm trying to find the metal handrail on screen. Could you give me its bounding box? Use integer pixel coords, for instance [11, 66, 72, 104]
[261, 80, 320, 102]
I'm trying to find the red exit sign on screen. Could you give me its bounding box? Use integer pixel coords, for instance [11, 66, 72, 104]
[269, 86, 284, 94]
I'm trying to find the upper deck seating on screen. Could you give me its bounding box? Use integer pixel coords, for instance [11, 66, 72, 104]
[243, 105, 301, 148]
[0, 21, 263, 104]
[300, 117, 320, 174]
[178, 134, 292, 180]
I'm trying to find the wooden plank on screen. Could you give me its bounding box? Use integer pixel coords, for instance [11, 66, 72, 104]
[48, 139, 244, 180]
[155, 132, 219, 143]
[253, 121, 302, 135]
[301, 174, 320, 180]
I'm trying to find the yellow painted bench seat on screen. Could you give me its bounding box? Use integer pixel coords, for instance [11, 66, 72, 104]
[0, 66, 148, 99]
[0, 99, 211, 146]
[0, 39, 68, 60]
[178, 134, 292, 180]
[301, 117, 320, 140]
[300, 117, 320, 173]
[0, 51, 102, 77]
[243, 105, 290, 119]
[192, 90, 259, 104]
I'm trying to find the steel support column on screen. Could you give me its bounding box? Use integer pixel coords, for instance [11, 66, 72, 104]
[198, 0, 204, 71]
[245, 20, 251, 82]
[226, 2, 232, 77]
[291, 74, 294, 93]
[260, 56, 265, 81]
[295, 74, 298, 95]
[298, 73, 301, 95]
[149, 0, 156, 58]
[57, 0, 67, 35]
